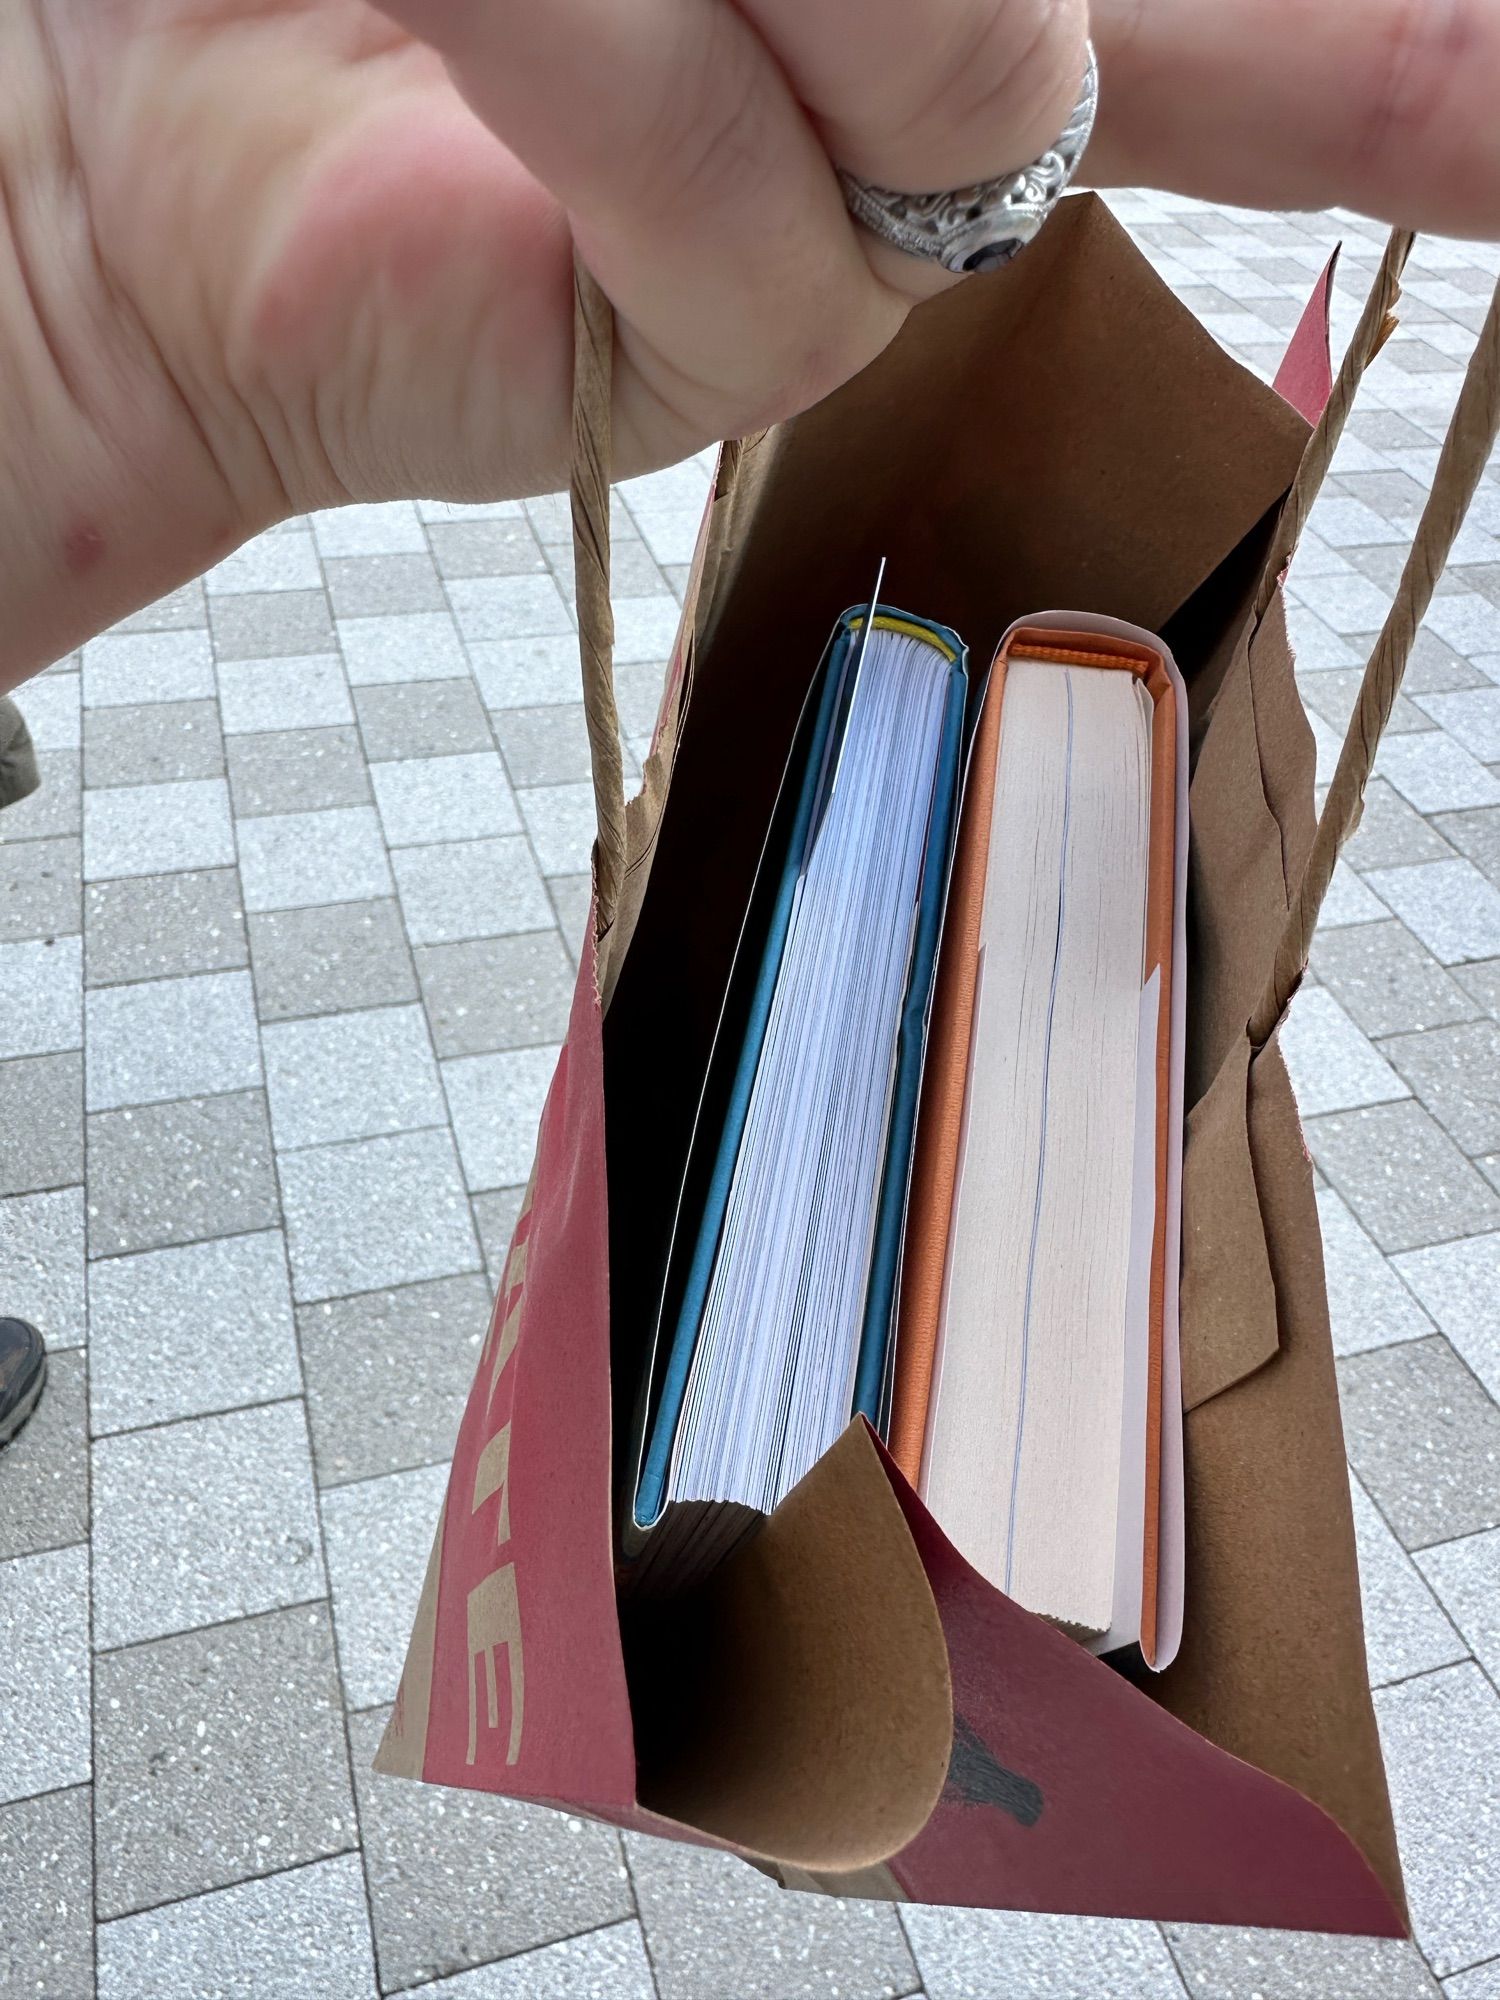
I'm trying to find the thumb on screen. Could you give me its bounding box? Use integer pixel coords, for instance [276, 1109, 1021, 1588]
[1090, 0, 1500, 237]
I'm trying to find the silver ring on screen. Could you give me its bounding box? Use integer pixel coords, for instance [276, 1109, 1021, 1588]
[837, 44, 1098, 275]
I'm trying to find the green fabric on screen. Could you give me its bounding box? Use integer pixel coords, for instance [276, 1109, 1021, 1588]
[0, 696, 41, 812]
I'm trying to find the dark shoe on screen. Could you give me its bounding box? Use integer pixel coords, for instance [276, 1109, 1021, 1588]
[0, 1319, 46, 1447]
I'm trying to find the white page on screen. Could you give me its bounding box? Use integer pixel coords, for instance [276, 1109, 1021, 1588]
[668, 624, 952, 1518]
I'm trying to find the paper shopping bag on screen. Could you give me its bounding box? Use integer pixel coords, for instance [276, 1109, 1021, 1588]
[377, 194, 1500, 1933]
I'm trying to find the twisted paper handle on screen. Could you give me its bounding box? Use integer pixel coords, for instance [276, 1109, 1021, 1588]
[1251, 251, 1500, 1045]
[1253, 229, 1415, 624]
[571, 257, 626, 942]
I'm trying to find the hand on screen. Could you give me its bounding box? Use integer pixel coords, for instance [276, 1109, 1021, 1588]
[4, 0, 1499, 682]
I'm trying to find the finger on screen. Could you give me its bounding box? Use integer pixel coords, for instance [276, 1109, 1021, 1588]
[740, 0, 1090, 192]
[1088, 0, 1500, 238]
[371, 0, 909, 460]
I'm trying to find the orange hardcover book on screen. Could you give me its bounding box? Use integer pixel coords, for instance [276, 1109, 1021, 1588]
[890, 614, 1186, 1667]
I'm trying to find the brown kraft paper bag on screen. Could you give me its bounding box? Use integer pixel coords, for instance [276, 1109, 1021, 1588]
[377, 195, 1500, 1932]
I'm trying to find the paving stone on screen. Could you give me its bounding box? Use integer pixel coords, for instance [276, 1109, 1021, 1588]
[1415, 688, 1500, 762]
[371, 750, 519, 845]
[0, 749, 80, 838]
[491, 701, 595, 786]
[471, 1186, 526, 1283]
[576, 534, 669, 598]
[1310, 920, 1477, 1037]
[1279, 988, 1409, 1115]
[353, 677, 493, 761]
[425, 517, 547, 579]
[1447, 1957, 1500, 1998]
[0, 1348, 88, 1562]
[0, 1050, 83, 1195]
[278, 1126, 480, 1302]
[392, 1921, 657, 2000]
[1454, 958, 1500, 1019]
[548, 872, 594, 960]
[1349, 410, 1434, 452]
[906, 1908, 1193, 1999]
[1416, 1525, 1500, 1690]
[0, 935, 82, 1056]
[1286, 603, 1362, 670]
[1381, 1020, 1500, 1154]
[518, 781, 595, 876]
[1339, 1337, 1500, 1550]
[0, 1544, 91, 1805]
[446, 573, 572, 644]
[210, 588, 337, 660]
[226, 725, 372, 817]
[1306, 1100, 1500, 1250]
[262, 1003, 445, 1149]
[1161, 1923, 1440, 1998]
[299, 1271, 487, 1486]
[1301, 669, 1429, 737]
[1348, 1473, 1467, 1688]
[468, 633, 583, 709]
[2, 1187, 87, 1349]
[90, 1230, 301, 1434]
[442, 1045, 559, 1191]
[319, 1460, 449, 1710]
[630, 507, 704, 569]
[249, 896, 417, 1022]
[11, 669, 79, 751]
[611, 594, 685, 666]
[1337, 467, 1433, 526]
[1317, 1188, 1436, 1357]
[523, 491, 576, 540]
[1394, 1232, 1500, 1403]
[0, 1785, 94, 2000]
[349, 1706, 633, 1991]
[0, 832, 80, 943]
[218, 653, 354, 734]
[1425, 591, 1500, 657]
[313, 499, 428, 556]
[1294, 569, 1395, 635]
[339, 610, 469, 685]
[111, 578, 208, 632]
[1374, 1664, 1500, 1977]
[1377, 734, 1500, 814]
[1399, 630, 1495, 694]
[95, 1603, 356, 1917]
[205, 524, 324, 595]
[86, 1089, 280, 1257]
[1432, 804, 1500, 890]
[96, 1852, 377, 2000]
[391, 834, 553, 945]
[85, 967, 262, 1110]
[92, 1399, 325, 1650]
[628, 1830, 920, 2000]
[84, 867, 247, 987]
[83, 697, 225, 787]
[83, 775, 236, 880]
[82, 628, 215, 707]
[324, 552, 446, 617]
[238, 805, 393, 911]
[415, 931, 574, 1057]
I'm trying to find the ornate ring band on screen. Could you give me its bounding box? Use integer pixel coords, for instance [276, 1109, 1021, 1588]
[837, 44, 1099, 275]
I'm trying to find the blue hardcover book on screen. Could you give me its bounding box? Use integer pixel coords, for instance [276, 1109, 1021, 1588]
[629, 606, 967, 1582]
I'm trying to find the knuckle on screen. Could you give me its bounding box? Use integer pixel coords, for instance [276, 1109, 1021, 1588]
[895, 0, 1090, 177]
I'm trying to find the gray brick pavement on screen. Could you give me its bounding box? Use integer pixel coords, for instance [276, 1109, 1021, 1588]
[3, 192, 1500, 1997]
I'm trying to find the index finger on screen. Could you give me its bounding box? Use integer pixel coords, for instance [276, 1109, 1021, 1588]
[1088, 0, 1500, 238]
